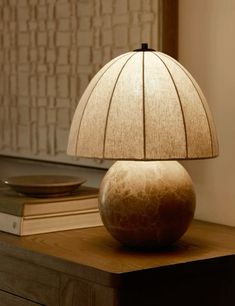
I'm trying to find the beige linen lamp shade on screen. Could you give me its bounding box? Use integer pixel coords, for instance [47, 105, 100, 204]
[68, 47, 218, 161]
[68, 44, 219, 248]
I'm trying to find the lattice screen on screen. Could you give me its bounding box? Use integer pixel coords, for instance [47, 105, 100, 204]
[0, 0, 160, 166]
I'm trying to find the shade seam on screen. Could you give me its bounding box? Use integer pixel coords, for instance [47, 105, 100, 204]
[152, 52, 188, 158]
[74, 53, 132, 154]
[159, 52, 214, 156]
[142, 52, 146, 159]
[102, 52, 139, 158]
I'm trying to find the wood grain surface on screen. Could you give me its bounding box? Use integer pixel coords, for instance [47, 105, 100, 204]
[0, 290, 42, 306]
[0, 220, 235, 285]
[0, 220, 235, 305]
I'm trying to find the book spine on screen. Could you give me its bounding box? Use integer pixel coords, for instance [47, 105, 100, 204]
[24, 208, 99, 219]
[24, 197, 99, 216]
[22, 211, 103, 235]
[0, 210, 103, 236]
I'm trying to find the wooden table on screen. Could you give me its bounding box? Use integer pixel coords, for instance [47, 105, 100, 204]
[0, 220, 235, 306]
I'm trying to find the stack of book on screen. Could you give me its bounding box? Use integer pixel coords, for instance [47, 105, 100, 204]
[0, 186, 102, 236]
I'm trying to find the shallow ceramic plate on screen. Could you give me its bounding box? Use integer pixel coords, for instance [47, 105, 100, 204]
[2, 175, 86, 197]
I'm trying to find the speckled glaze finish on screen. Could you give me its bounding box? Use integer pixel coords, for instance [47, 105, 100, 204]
[99, 161, 196, 248]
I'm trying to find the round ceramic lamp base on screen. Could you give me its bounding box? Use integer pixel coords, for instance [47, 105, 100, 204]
[99, 161, 196, 249]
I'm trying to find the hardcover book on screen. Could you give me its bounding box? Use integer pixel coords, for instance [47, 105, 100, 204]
[0, 186, 99, 216]
[0, 186, 102, 236]
[0, 209, 102, 236]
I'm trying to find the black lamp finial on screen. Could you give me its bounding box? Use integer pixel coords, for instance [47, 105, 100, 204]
[134, 43, 155, 52]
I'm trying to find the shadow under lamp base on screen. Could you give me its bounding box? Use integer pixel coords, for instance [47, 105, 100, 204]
[98, 161, 196, 249]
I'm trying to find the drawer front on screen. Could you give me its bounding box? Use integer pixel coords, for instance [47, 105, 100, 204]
[60, 275, 117, 306]
[0, 252, 117, 306]
[0, 252, 59, 305]
[0, 289, 42, 306]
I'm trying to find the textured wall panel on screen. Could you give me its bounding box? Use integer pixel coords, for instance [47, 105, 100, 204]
[0, 0, 160, 166]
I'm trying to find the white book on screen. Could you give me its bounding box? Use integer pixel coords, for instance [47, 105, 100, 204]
[0, 208, 103, 236]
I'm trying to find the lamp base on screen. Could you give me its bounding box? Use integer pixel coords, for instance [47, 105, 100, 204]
[99, 161, 196, 249]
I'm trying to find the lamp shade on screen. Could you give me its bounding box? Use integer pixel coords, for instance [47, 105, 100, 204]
[67, 48, 219, 160]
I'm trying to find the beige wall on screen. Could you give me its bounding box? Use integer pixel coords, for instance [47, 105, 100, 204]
[0, 0, 160, 168]
[179, 0, 235, 226]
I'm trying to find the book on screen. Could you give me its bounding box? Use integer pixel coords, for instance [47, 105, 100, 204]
[0, 186, 99, 217]
[0, 186, 103, 236]
[0, 208, 103, 236]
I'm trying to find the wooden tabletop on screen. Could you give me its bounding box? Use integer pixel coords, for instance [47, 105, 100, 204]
[0, 220, 235, 287]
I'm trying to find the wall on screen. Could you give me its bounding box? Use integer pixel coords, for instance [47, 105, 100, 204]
[179, 0, 235, 226]
[0, 0, 160, 167]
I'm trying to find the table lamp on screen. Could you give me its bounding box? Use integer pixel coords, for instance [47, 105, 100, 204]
[67, 43, 219, 249]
